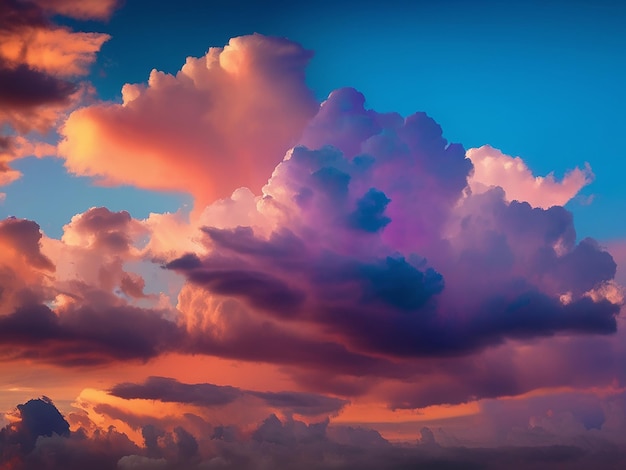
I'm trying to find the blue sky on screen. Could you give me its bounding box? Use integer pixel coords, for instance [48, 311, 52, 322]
[3, 0, 625, 240]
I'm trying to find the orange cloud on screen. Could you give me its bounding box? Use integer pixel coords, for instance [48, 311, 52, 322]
[32, 0, 120, 20]
[467, 145, 593, 208]
[0, 27, 109, 77]
[0, 0, 112, 185]
[58, 34, 318, 212]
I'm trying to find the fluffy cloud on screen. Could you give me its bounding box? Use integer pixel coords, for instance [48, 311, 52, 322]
[1, 34, 625, 470]
[0, 212, 182, 366]
[0, 0, 110, 133]
[3, 396, 626, 470]
[0, 397, 69, 454]
[467, 145, 593, 208]
[3, 47, 621, 407]
[164, 87, 620, 372]
[0, 0, 115, 200]
[59, 34, 318, 210]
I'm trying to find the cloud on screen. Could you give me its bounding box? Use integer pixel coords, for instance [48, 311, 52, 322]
[0, 0, 110, 127]
[0, 302, 181, 366]
[248, 391, 347, 417]
[108, 376, 348, 417]
[110, 377, 243, 408]
[173, 282, 397, 379]
[0, 212, 182, 366]
[32, 0, 121, 20]
[0, 397, 69, 454]
[0, 0, 111, 78]
[153, 79, 621, 407]
[0, 0, 114, 193]
[467, 145, 593, 208]
[58, 34, 318, 210]
[0, 397, 139, 469]
[0, 32, 624, 438]
[0, 61, 77, 109]
[0, 217, 54, 270]
[0, 217, 55, 316]
[165, 121, 618, 362]
[3, 392, 626, 470]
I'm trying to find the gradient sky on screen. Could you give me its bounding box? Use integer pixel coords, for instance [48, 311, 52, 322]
[1, 1, 626, 469]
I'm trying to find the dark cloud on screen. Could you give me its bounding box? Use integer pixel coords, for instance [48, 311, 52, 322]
[0, 0, 48, 31]
[109, 376, 348, 417]
[248, 391, 348, 417]
[177, 297, 398, 377]
[0, 397, 69, 454]
[0, 302, 182, 366]
[159, 84, 622, 405]
[0, 61, 77, 108]
[173, 426, 199, 463]
[347, 188, 391, 232]
[183, 267, 305, 317]
[1, 396, 626, 470]
[0, 218, 54, 270]
[169, 223, 619, 361]
[110, 377, 243, 407]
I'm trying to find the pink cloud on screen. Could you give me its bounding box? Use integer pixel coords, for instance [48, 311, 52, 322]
[467, 145, 593, 209]
[151, 83, 622, 408]
[0, 36, 624, 468]
[58, 34, 318, 211]
[0, 0, 112, 189]
[0, 27, 109, 78]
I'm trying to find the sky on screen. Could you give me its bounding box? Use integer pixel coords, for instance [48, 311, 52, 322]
[0, 0, 625, 469]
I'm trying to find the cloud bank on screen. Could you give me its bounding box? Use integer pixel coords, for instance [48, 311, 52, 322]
[2, 396, 626, 470]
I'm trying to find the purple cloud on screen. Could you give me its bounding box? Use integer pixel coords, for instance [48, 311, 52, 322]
[108, 376, 348, 417]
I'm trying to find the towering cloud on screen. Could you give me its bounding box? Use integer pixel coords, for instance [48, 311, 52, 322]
[1, 32, 624, 469]
[59, 34, 318, 210]
[166, 86, 620, 368]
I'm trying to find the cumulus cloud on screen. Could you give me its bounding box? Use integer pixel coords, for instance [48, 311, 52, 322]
[4, 40, 619, 406]
[58, 34, 318, 210]
[0, 397, 69, 454]
[3, 396, 626, 470]
[0, 212, 182, 366]
[0, 397, 139, 470]
[467, 145, 593, 208]
[0, 34, 624, 470]
[0, 0, 115, 196]
[154, 81, 621, 409]
[163, 87, 619, 372]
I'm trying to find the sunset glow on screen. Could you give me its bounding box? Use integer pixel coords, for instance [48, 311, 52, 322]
[1, 1, 625, 469]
